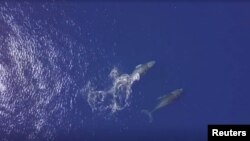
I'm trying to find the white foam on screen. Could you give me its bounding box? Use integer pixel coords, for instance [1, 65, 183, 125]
[86, 67, 142, 114]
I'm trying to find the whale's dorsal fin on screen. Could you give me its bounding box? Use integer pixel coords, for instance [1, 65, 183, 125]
[135, 64, 142, 68]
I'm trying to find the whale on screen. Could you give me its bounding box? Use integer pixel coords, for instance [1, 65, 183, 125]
[142, 88, 183, 123]
[130, 60, 155, 80]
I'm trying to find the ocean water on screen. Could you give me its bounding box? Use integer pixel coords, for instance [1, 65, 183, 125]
[0, 2, 249, 141]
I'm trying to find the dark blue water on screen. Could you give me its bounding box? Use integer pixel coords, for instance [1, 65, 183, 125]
[0, 2, 249, 141]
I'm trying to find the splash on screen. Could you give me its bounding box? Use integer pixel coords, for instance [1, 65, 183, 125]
[86, 67, 141, 114]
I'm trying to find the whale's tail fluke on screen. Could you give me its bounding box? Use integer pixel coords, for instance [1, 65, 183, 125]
[141, 109, 153, 123]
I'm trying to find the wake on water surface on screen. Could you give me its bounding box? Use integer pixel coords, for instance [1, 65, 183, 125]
[85, 67, 141, 114]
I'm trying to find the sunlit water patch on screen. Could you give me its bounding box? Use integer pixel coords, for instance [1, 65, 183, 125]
[0, 1, 123, 141]
[0, 2, 111, 140]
